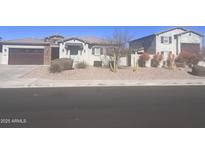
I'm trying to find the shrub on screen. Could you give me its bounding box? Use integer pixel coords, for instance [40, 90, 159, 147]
[167, 52, 175, 69]
[75, 61, 87, 69]
[49, 62, 63, 73]
[192, 65, 205, 76]
[151, 58, 158, 67]
[141, 52, 150, 61]
[151, 52, 163, 67]
[138, 53, 150, 67]
[49, 58, 73, 73]
[175, 51, 203, 67]
[59, 58, 73, 70]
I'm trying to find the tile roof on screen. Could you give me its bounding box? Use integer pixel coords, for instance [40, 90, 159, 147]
[61, 36, 115, 45]
[1, 38, 49, 45]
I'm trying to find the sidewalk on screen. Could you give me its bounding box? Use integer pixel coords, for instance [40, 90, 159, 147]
[1, 78, 205, 88]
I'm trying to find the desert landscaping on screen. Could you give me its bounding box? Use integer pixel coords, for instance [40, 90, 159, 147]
[21, 65, 205, 80]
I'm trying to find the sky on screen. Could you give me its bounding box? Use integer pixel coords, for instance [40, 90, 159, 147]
[0, 26, 204, 43]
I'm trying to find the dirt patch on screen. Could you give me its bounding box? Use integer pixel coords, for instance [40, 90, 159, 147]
[21, 66, 205, 80]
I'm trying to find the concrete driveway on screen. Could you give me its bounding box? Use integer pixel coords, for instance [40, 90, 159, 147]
[0, 65, 38, 81]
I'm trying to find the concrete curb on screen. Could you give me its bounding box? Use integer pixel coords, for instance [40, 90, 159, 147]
[1, 78, 205, 88]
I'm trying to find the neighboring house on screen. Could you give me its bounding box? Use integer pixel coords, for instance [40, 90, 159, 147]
[59, 36, 116, 66]
[129, 27, 203, 57]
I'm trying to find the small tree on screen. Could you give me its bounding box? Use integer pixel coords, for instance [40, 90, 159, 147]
[151, 52, 163, 67]
[109, 29, 133, 64]
[138, 52, 150, 67]
[167, 52, 175, 69]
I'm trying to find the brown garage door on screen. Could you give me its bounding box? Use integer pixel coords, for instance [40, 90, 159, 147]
[181, 43, 200, 53]
[8, 48, 44, 65]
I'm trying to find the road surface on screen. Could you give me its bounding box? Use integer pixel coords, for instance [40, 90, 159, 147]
[0, 86, 205, 128]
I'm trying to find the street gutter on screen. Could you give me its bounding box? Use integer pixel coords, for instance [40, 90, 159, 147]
[1, 78, 205, 88]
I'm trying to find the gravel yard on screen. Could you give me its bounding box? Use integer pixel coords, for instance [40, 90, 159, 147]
[21, 66, 205, 80]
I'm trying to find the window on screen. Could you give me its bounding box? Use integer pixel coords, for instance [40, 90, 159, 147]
[70, 49, 78, 55]
[92, 47, 103, 56]
[161, 51, 170, 54]
[161, 36, 172, 44]
[169, 37, 172, 43]
[161, 36, 164, 43]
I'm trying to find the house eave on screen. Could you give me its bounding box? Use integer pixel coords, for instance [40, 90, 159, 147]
[129, 34, 156, 43]
[174, 31, 203, 37]
[0, 42, 50, 46]
[155, 27, 187, 36]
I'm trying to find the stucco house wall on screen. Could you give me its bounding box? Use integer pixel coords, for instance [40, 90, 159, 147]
[155, 28, 186, 56]
[0, 52, 2, 64]
[59, 39, 89, 64]
[59, 38, 115, 66]
[177, 32, 203, 53]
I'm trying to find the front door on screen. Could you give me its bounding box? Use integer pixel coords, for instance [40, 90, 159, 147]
[51, 47, 59, 60]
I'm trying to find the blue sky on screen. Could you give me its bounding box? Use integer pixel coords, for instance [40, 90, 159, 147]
[0, 26, 204, 42]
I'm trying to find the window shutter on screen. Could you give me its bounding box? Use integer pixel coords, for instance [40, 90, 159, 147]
[169, 37, 172, 43]
[161, 37, 164, 43]
[100, 48, 103, 55]
[92, 48, 95, 55]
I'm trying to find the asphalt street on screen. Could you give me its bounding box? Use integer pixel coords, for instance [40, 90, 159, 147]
[0, 86, 205, 128]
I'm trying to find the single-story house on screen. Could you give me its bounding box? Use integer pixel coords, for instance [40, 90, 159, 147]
[58, 36, 117, 66]
[0, 35, 117, 66]
[129, 27, 203, 66]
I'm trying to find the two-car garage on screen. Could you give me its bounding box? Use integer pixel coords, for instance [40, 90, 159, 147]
[8, 48, 44, 65]
[181, 43, 201, 53]
[0, 38, 51, 65]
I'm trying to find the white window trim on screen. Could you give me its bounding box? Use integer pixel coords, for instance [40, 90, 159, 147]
[93, 47, 102, 56]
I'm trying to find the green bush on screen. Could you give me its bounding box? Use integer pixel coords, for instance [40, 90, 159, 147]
[49, 62, 63, 73]
[49, 58, 73, 73]
[75, 61, 87, 69]
[192, 65, 205, 76]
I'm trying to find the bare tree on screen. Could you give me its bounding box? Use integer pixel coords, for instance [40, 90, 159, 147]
[110, 28, 133, 57]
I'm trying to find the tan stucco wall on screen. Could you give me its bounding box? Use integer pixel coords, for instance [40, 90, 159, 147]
[44, 46, 51, 65]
